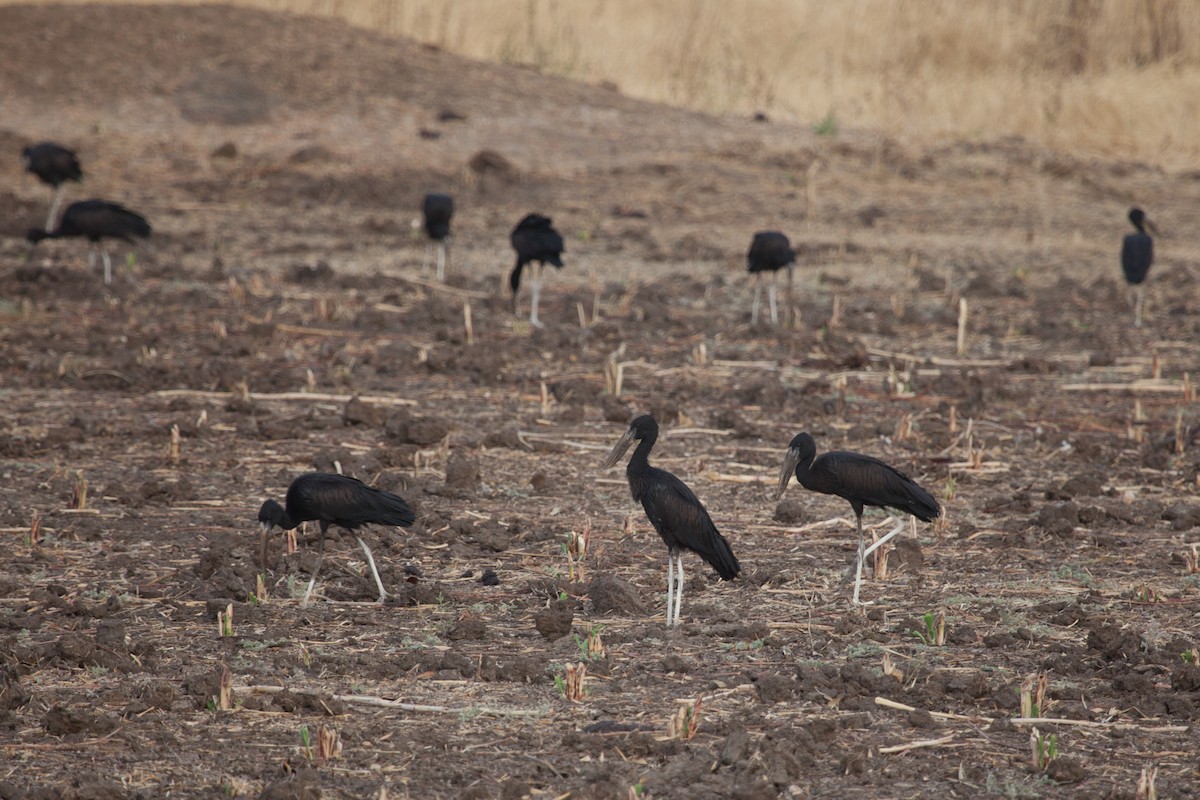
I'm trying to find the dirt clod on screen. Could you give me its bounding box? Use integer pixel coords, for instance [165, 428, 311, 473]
[533, 600, 574, 641]
[588, 575, 645, 615]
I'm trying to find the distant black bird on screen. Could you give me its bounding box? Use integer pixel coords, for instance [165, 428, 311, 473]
[1121, 207, 1156, 328]
[257, 472, 416, 606]
[777, 432, 940, 605]
[747, 231, 796, 325]
[22, 142, 83, 231]
[510, 213, 565, 327]
[603, 415, 740, 626]
[422, 193, 454, 281]
[27, 199, 151, 285]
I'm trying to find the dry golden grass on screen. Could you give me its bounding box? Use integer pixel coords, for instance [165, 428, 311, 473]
[14, 0, 1200, 167]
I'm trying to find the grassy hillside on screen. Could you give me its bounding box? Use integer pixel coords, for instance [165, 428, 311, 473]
[10, 0, 1198, 168]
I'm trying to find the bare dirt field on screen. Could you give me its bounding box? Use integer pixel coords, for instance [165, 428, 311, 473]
[2, 5, 1200, 799]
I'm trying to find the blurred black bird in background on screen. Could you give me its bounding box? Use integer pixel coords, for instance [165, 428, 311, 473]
[26, 199, 150, 284]
[510, 213, 565, 327]
[22, 142, 83, 231]
[1121, 207, 1156, 328]
[422, 192, 454, 281]
[747, 230, 796, 326]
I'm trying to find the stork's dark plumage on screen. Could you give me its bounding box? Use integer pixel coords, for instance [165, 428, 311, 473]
[422, 193, 454, 281]
[510, 213, 565, 327]
[747, 231, 796, 325]
[258, 472, 416, 606]
[603, 415, 740, 626]
[778, 432, 940, 604]
[27, 199, 150, 285]
[22, 142, 82, 230]
[1121, 207, 1156, 328]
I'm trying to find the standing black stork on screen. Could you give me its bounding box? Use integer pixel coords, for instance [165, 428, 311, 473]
[748, 230, 796, 326]
[603, 415, 740, 626]
[26, 199, 151, 285]
[510, 213, 565, 327]
[1121, 207, 1156, 328]
[257, 472, 416, 606]
[777, 432, 940, 605]
[22, 142, 83, 231]
[422, 193, 454, 281]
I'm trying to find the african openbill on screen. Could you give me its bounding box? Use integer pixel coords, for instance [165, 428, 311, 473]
[26, 199, 150, 285]
[747, 230, 796, 326]
[22, 142, 82, 231]
[510, 213, 565, 327]
[603, 415, 740, 626]
[777, 432, 940, 605]
[422, 193, 454, 281]
[258, 472, 416, 606]
[1121, 208, 1156, 328]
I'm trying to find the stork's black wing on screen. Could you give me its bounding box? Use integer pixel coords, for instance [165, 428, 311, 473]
[23, 143, 82, 186]
[747, 230, 795, 274]
[511, 214, 565, 268]
[60, 200, 151, 241]
[641, 467, 740, 579]
[816, 451, 940, 522]
[286, 473, 415, 530]
[1121, 232, 1153, 285]
[422, 193, 454, 240]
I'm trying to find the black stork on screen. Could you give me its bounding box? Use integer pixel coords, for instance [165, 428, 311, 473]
[26, 199, 151, 285]
[422, 193, 454, 281]
[777, 432, 940, 605]
[258, 472, 416, 606]
[22, 142, 82, 231]
[603, 415, 740, 626]
[747, 230, 796, 326]
[510, 213, 565, 327]
[1121, 207, 1156, 328]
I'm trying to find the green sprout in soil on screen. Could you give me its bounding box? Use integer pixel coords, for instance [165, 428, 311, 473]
[573, 624, 605, 661]
[913, 611, 945, 646]
[217, 603, 233, 638]
[1030, 728, 1058, 772]
[813, 110, 838, 137]
[299, 725, 313, 762]
[668, 696, 703, 740]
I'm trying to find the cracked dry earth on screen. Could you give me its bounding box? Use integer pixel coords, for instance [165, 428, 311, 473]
[2, 4, 1200, 799]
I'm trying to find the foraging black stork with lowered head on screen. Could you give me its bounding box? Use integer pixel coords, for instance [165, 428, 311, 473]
[22, 142, 82, 231]
[258, 472, 416, 607]
[747, 230, 796, 326]
[1121, 207, 1157, 328]
[510, 213, 565, 327]
[27, 199, 150, 285]
[603, 415, 740, 626]
[777, 432, 940, 605]
[422, 192, 454, 281]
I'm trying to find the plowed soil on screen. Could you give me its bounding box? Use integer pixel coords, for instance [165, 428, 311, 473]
[3, 5, 1200, 799]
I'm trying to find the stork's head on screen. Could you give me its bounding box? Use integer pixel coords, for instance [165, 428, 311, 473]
[777, 432, 818, 500]
[602, 414, 658, 468]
